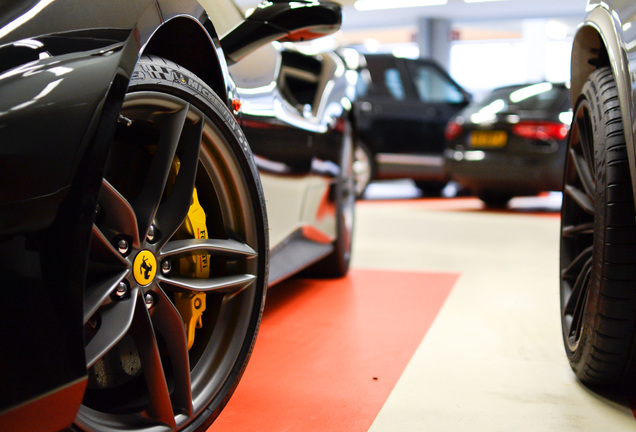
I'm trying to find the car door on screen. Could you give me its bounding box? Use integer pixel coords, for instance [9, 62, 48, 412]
[403, 59, 470, 154]
[356, 55, 420, 155]
[357, 55, 468, 156]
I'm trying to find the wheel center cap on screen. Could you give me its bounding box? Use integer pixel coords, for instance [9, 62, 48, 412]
[133, 250, 157, 286]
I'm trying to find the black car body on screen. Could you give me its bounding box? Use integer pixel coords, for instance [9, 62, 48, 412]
[353, 54, 471, 196]
[0, 1, 353, 431]
[444, 82, 571, 207]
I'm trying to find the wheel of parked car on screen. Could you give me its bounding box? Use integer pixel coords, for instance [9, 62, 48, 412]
[415, 180, 447, 197]
[353, 141, 373, 199]
[73, 56, 268, 431]
[477, 190, 513, 208]
[560, 66, 636, 387]
[306, 120, 356, 277]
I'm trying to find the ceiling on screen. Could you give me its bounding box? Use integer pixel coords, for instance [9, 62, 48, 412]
[236, 0, 589, 36]
[339, 0, 588, 31]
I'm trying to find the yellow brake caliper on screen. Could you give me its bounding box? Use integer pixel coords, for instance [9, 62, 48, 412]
[170, 159, 210, 350]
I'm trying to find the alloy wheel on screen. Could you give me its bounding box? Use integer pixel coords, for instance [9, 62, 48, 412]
[560, 96, 595, 353]
[75, 90, 265, 431]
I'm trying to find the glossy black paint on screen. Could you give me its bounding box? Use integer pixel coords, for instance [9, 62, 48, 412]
[355, 54, 470, 186]
[0, 0, 347, 429]
[0, 3, 157, 425]
[222, 0, 341, 63]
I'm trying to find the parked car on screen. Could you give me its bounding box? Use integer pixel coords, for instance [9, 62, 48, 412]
[444, 82, 571, 207]
[559, 0, 636, 389]
[0, 1, 354, 431]
[352, 54, 471, 197]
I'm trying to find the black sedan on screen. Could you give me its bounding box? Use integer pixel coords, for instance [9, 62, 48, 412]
[444, 82, 571, 207]
[0, 1, 354, 431]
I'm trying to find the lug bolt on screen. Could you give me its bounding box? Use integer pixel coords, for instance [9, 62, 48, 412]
[117, 238, 129, 255]
[147, 225, 156, 242]
[161, 260, 171, 275]
[115, 281, 128, 298]
[144, 292, 154, 309]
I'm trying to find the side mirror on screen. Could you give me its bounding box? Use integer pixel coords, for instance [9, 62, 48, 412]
[221, 0, 342, 63]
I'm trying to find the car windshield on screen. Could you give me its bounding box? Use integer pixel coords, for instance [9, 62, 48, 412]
[475, 82, 565, 113]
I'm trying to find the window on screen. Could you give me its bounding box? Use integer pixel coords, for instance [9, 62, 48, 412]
[412, 65, 464, 103]
[384, 68, 405, 100]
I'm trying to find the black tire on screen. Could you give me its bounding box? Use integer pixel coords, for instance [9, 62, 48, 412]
[305, 120, 355, 278]
[560, 66, 636, 387]
[415, 180, 447, 197]
[73, 56, 268, 431]
[477, 190, 513, 208]
[353, 141, 373, 199]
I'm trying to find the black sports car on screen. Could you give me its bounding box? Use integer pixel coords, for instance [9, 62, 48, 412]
[444, 82, 571, 207]
[0, 1, 354, 431]
[352, 54, 471, 197]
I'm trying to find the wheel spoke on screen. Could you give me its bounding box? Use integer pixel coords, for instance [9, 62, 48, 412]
[576, 111, 595, 179]
[148, 289, 193, 418]
[155, 118, 204, 248]
[562, 222, 594, 239]
[159, 274, 256, 295]
[133, 105, 190, 240]
[85, 289, 138, 368]
[160, 238, 257, 259]
[99, 180, 140, 249]
[128, 294, 177, 429]
[565, 259, 592, 346]
[89, 224, 129, 267]
[564, 256, 592, 314]
[83, 271, 129, 323]
[564, 184, 594, 215]
[561, 245, 593, 282]
[569, 147, 596, 200]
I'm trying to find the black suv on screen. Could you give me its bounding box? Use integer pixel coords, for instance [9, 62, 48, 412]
[354, 54, 471, 197]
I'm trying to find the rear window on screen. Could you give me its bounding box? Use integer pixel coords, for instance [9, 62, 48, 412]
[477, 82, 564, 112]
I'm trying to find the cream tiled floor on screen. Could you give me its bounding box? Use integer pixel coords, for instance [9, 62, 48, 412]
[353, 181, 636, 431]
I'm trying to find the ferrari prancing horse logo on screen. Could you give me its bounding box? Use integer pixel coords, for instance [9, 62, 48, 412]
[133, 250, 157, 286]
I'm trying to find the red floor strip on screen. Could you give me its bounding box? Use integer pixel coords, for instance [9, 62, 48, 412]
[209, 268, 458, 432]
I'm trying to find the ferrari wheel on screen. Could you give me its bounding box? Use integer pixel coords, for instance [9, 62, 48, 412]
[560, 67, 636, 387]
[74, 56, 268, 431]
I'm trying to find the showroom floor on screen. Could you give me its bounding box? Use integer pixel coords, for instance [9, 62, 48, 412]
[210, 181, 636, 431]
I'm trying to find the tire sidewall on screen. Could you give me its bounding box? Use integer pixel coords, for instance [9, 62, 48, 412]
[564, 81, 607, 371]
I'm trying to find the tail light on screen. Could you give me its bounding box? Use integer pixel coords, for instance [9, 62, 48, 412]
[445, 121, 463, 141]
[512, 121, 569, 141]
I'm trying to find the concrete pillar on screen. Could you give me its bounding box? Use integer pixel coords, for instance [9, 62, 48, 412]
[523, 19, 548, 82]
[416, 18, 451, 69]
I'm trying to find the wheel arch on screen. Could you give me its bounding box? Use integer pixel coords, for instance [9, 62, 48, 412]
[570, 7, 636, 205]
[143, 15, 231, 103]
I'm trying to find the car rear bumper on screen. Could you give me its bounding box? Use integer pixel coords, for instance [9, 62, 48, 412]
[375, 153, 447, 181]
[444, 149, 564, 193]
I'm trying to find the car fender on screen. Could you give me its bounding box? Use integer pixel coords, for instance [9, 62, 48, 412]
[0, 1, 233, 429]
[570, 4, 636, 203]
